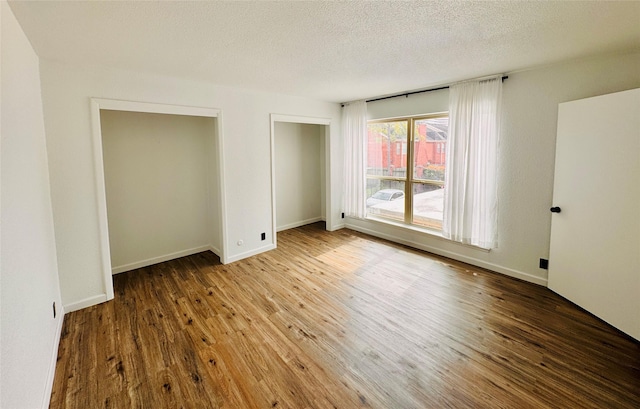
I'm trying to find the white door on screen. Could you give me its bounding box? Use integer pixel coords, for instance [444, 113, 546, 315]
[549, 88, 640, 341]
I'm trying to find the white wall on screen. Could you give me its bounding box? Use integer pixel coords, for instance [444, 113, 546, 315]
[367, 87, 449, 120]
[348, 51, 640, 285]
[0, 2, 64, 408]
[274, 122, 324, 231]
[101, 110, 218, 272]
[38, 61, 341, 310]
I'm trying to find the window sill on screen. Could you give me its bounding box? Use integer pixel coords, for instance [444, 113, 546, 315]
[362, 215, 491, 253]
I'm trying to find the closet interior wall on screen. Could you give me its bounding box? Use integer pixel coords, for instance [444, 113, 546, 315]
[274, 122, 325, 232]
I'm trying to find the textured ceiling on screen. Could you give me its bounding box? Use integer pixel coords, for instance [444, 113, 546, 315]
[8, 1, 640, 103]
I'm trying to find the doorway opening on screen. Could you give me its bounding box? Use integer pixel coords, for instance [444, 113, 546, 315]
[91, 99, 227, 301]
[270, 114, 332, 246]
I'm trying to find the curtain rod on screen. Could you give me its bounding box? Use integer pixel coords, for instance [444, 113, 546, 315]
[341, 75, 508, 107]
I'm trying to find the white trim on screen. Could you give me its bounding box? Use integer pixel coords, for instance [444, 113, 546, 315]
[364, 215, 491, 253]
[323, 124, 333, 230]
[215, 112, 229, 264]
[41, 305, 65, 409]
[270, 114, 331, 126]
[111, 245, 213, 274]
[328, 223, 346, 231]
[346, 223, 548, 286]
[269, 114, 334, 249]
[64, 294, 108, 313]
[276, 217, 323, 232]
[91, 98, 220, 118]
[90, 100, 115, 301]
[224, 244, 277, 264]
[269, 116, 278, 249]
[209, 244, 222, 258]
[90, 98, 228, 300]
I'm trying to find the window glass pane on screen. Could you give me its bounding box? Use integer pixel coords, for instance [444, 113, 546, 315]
[413, 117, 448, 182]
[412, 183, 443, 230]
[367, 121, 408, 178]
[365, 115, 448, 232]
[366, 179, 405, 222]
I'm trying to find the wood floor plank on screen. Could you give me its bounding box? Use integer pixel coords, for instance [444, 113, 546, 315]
[50, 222, 640, 408]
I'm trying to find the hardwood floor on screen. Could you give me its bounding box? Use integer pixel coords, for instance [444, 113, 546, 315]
[50, 223, 640, 408]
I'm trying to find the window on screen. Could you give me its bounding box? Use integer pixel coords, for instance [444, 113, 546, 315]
[365, 114, 448, 230]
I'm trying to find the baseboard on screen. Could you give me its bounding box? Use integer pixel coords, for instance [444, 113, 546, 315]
[64, 294, 108, 313]
[328, 223, 346, 231]
[224, 243, 276, 264]
[209, 244, 221, 258]
[111, 245, 212, 274]
[276, 217, 323, 232]
[346, 223, 548, 286]
[41, 304, 65, 408]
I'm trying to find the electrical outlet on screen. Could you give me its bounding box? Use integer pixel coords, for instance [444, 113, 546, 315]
[53, 301, 57, 318]
[539, 258, 549, 270]
[261, 232, 266, 241]
[341, 212, 345, 219]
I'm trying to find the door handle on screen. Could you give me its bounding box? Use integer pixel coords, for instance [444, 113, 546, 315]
[550, 207, 561, 213]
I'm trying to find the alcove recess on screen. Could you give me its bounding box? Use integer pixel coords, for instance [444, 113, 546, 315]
[100, 109, 222, 274]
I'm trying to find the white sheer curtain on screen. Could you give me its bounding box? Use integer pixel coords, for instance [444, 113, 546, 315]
[343, 100, 368, 219]
[443, 77, 502, 249]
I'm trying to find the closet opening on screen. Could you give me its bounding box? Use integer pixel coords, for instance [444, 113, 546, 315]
[270, 114, 332, 245]
[91, 99, 226, 301]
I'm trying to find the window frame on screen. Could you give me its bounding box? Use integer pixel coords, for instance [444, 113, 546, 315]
[366, 112, 448, 229]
